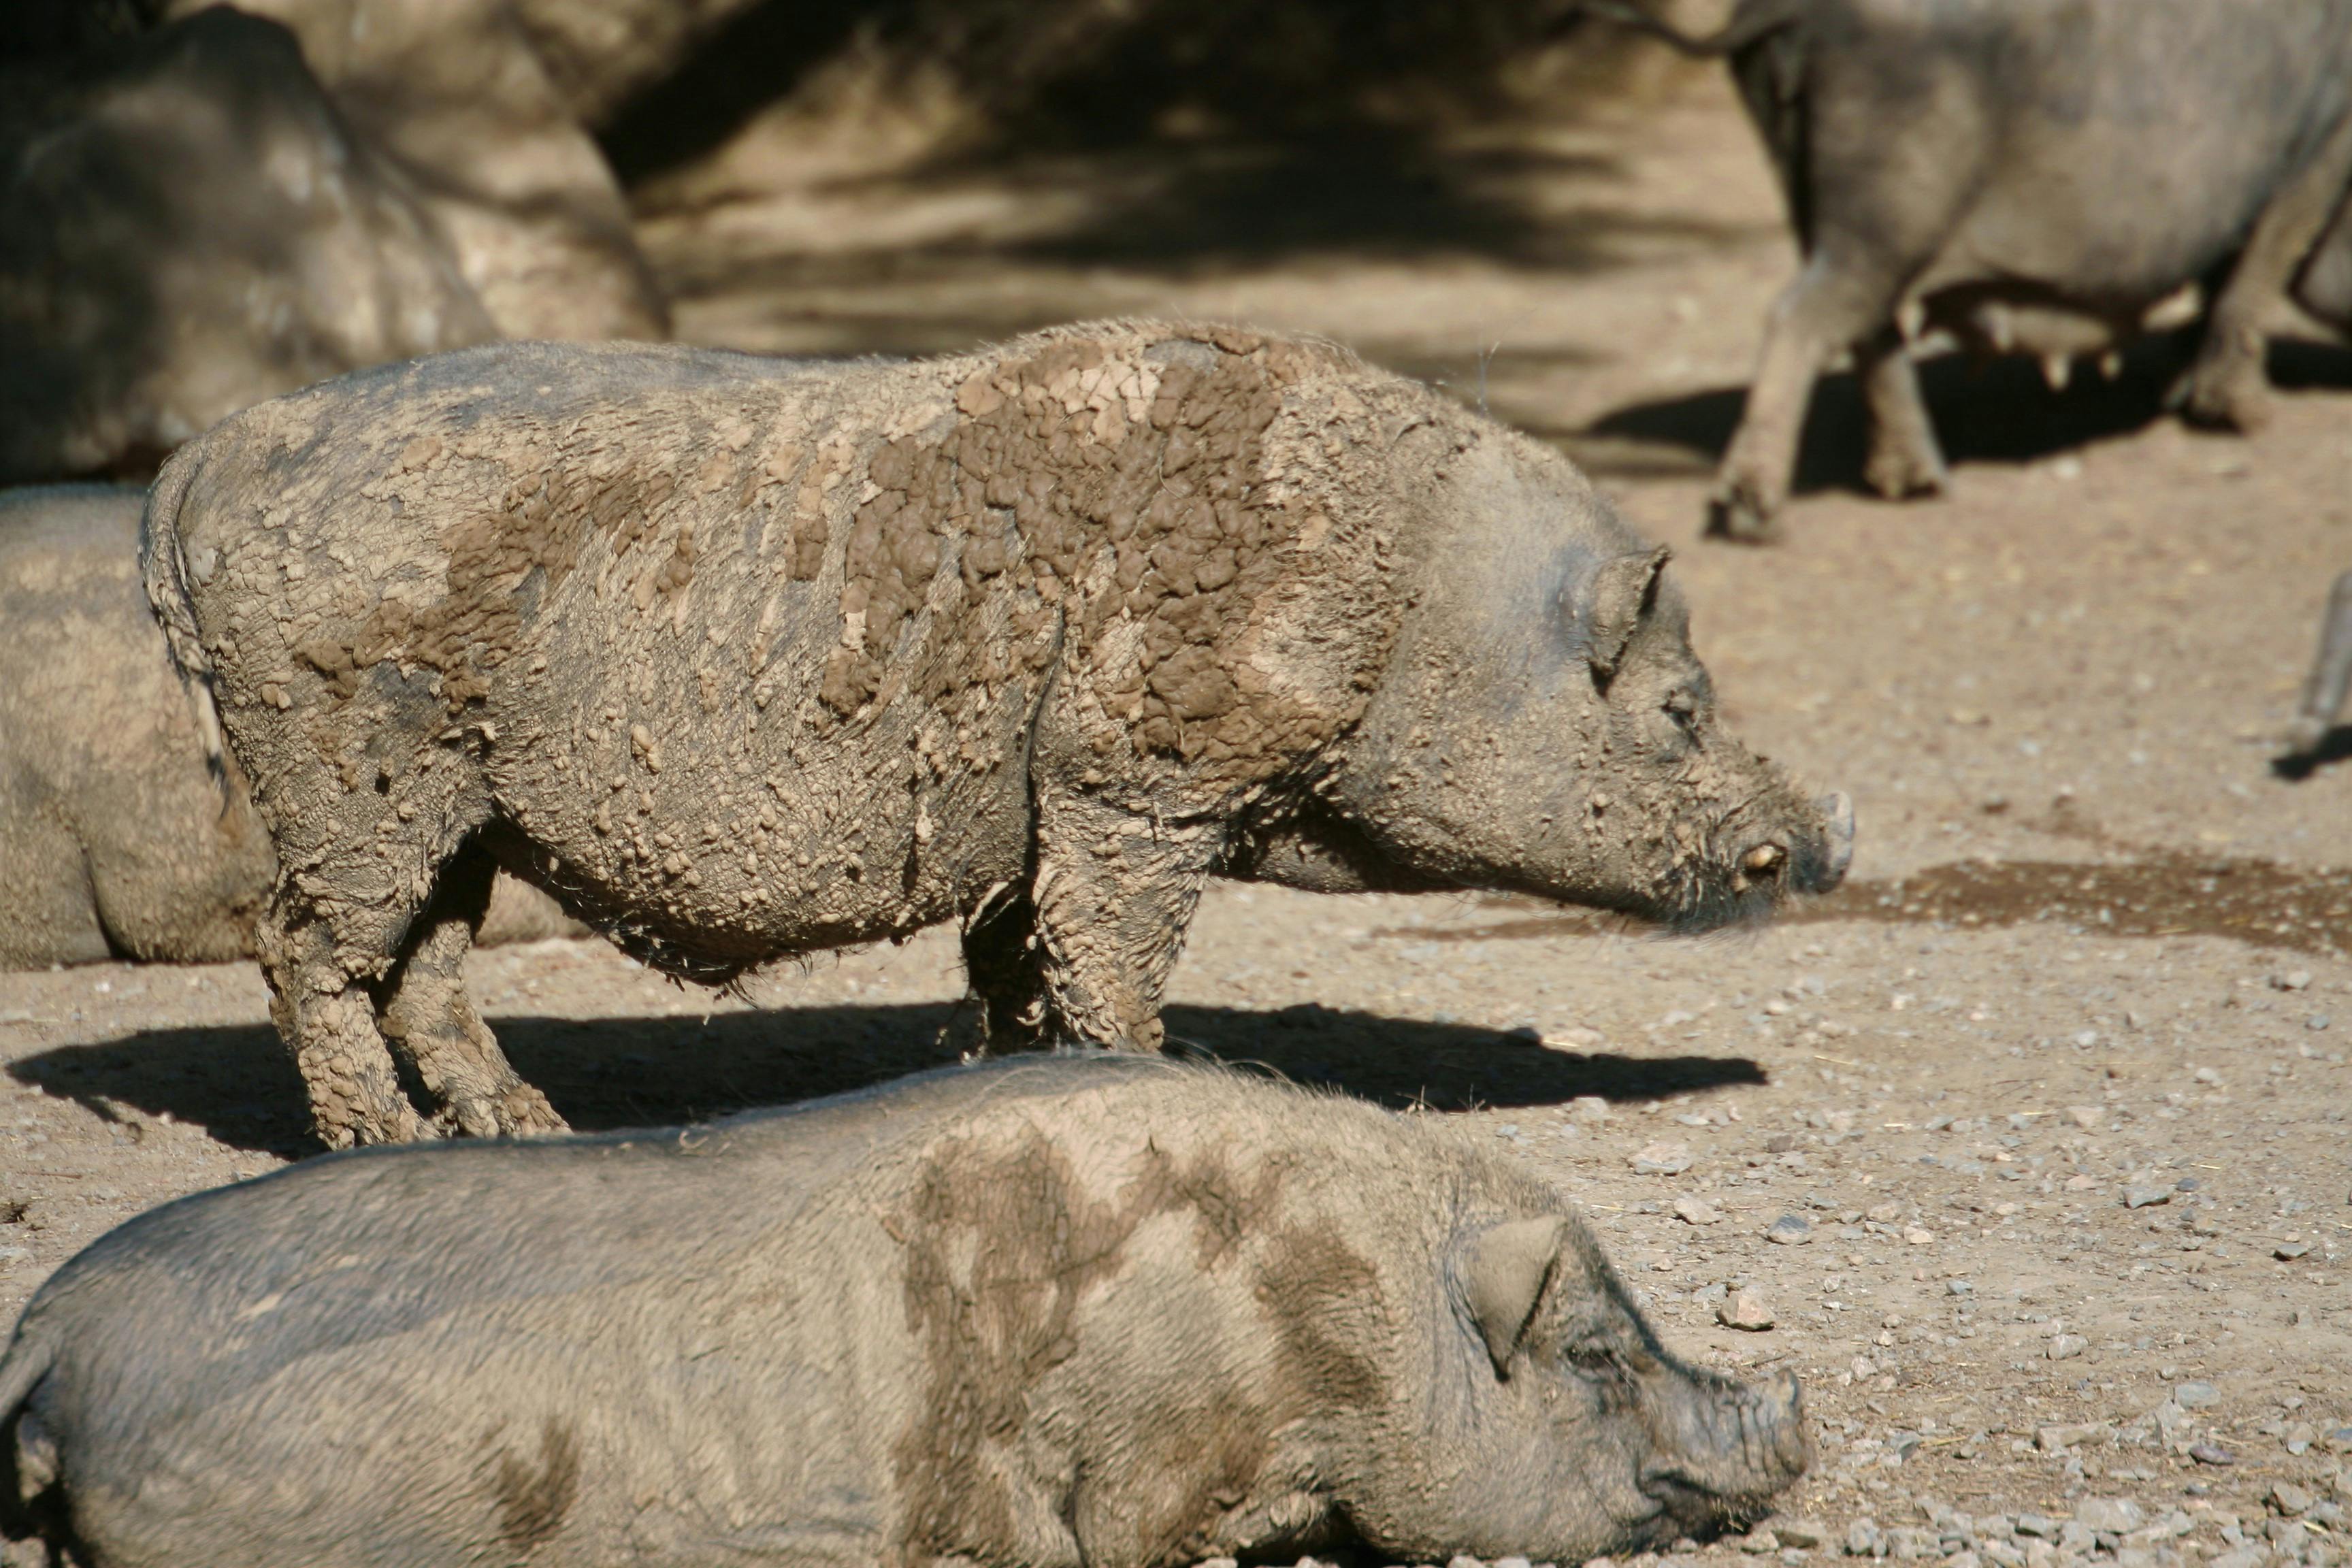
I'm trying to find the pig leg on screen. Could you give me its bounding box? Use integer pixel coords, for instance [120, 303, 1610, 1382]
[2287, 570, 2352, 754]
[379, 844, 568, 1139]
[1025, 790, 1220, 1051]
[255, 897, 430, 1148]
[1857, 329, 1948, 500]
[1710, 256, 1908, 541]
[2180, 117, 2352, 431]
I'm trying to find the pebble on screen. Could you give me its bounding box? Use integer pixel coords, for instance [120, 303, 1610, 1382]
[2038, 1421, 2107, 1451]
[1846, 1520, 1884, 1557]
[1672, 1195, 1722, 1226]
[1738, 1531, 1780, 1554]
[2275, 1240, 2311, 1260]
[2188, 1442, 2236, 1466]
[2310, 1013, 2332, 1031]
[2063, 1105, 2102, 1128]
[1765, 1213, 1814, 1245]
[2172, 1381, 2221, 1409]
[1717, 1288, 1775, 1330]
[1775, 1522, 1832, 1550]
[2014, 1516, 2059, 1540]
[1902, 1226, 1934, 1245]
[1631, 1141, 1695, 1175]
[2075, 1500, 2144, 1533]
[2121, 1184, 2172, 1209]
[2046, 1333, 2089, 1360]
[2272, 1484, 2315, 1516]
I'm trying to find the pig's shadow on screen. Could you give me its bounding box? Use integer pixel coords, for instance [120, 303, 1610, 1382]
[10, 1002, 1766, 1158]
[1570, 331, 2352, 489]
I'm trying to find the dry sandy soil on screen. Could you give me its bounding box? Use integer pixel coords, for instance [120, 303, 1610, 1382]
[6, 63, 2352, 1568]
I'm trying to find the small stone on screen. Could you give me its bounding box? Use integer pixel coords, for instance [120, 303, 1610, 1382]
[2122, 1184, 2172, 1209]
[2014, 1516, 2059, 1541]
[2075, 1501, 2145, 1534]
[1449, 1556, 1486, 1568]
[1946, 1279, 1973, 1296]
[1198, 1559, 1238, 1568]
[1740, 1532, 1781, 1554]
[2172, 1381, 2221, 1409]
[2037, 1422, 2106, 1451]
[1766, 1214, 1814, 1245]
[2276, 1240, 2311, 1260]
[2310, 1013, 2332, 1031]
[1633, 1141, 1695, 1175]
[1673, 1195, 1722, 1226]
[1776, 1522, 1833, 1550]
[1902, 1226, 1934, 1245]
[2046, 1334, 2089, 1360]
[1718, 1288, 1776, 1331]
[2187, 1441, 2236, 1466]
[2208, 1550, 2265, 1568]
[2151, 1400, 2191, 1439]
[1494, 1558, 1531, 1568]
[2272, 1484, 2314, 1516]
[2276, 971, 2314, 990]
[2063, 1173, 2099, 1192]
[1846, 1520, 1884, 1557]
[2063, 1105, 2102, 1128]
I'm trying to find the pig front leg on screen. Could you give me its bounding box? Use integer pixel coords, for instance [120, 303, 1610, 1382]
[2287, 570, 2352, 755]
[2180, 117, 2352, 432]
[1858, 329, 1948, 500]
[1018, 789, 1221, 1053]
[1710, 255, 1907, 542]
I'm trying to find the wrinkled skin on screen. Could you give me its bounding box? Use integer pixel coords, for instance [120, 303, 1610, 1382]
[0, 1056, 1810, 1568]
[159, 0, 669, 341]
[2285, 570, 2352, 756]
[0, 9, 495, 483]
[1626, 0, 2352, 540]
[0, 486, 576, 985]
[145, 322, 1850, 1147]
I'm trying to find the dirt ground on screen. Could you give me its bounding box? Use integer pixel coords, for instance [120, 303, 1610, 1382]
[7, 64, 2352, 1567]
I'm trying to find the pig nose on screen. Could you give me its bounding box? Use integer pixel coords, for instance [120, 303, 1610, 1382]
[1730, 840, 1786, 895]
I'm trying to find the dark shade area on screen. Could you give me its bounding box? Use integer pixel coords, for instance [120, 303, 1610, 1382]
[1574, 331, 2352, 489]
[10, 1001, 1769, 1158]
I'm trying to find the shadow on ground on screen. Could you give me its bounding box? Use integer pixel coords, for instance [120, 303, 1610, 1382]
[10, 1002, 1767, 1157]
[1567, 333, 2352, 487]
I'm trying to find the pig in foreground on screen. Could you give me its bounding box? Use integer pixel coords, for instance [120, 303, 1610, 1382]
[1600, 0, 2352, 540]
[0, 8, 495, 483]
[146, 323, 1853, 1146]
[0, 1055, 1810, 1568]
[0, 487, 576, 990]
[2286, 570, 2352, 755]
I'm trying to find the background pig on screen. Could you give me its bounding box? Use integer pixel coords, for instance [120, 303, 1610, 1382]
[144, 323, 1852, 1146]
[0, 1054, 1810, 1568]
[0, 8, 495, 483]
[0, 487, 574, 990]
[1592, 0, 2352, 540]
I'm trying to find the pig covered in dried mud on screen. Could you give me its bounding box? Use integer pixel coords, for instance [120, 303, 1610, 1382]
[144, 322, 1854, 1147]
[1595, 0, 2352, 541]
[0, 1055, 1810, 1568]
[0, 486, 574, 976]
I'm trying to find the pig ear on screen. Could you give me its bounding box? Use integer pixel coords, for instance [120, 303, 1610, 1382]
[1463, 1215, 1567, 1377]
[1578, 546, 1670, 685]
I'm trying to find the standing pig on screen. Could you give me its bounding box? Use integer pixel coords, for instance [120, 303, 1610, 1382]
[144, 322, 1852, 1146]
[0, 1054, 1810, 1568]
[1592, 0, 2352, 540]
[0, 486, 576, 993]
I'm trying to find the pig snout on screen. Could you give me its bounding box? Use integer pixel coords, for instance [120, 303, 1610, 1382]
[1730, 791, 1852, 900]
[1639, 1369, 1810, 1531]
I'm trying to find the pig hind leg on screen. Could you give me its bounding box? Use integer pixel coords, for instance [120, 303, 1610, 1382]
[2180, 116, 2352, 432]
[380, 841, 568, 1138]
[257, 896, 431, 1147]
[1857, 328, 1948, 500]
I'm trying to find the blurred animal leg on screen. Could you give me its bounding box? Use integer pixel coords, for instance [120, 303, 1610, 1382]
[1858, 329, 1948, 499]
[2288, 570, 2352, 753]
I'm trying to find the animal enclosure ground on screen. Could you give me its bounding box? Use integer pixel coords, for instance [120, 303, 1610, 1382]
[6, 65, 2352, 1565]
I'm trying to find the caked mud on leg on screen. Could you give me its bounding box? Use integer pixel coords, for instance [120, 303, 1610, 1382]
[380, 843, 567, 1139]
[1028, 790, 1222, 1052]
[256, 901, 428, 1148]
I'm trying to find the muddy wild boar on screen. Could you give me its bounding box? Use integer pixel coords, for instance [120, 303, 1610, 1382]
[144, 322, 1853, 1147]
[0, 1054, 1810, 1568]
[1588, 0, 2352, 540]
[0, 7, 499, 484]
[2287, 570, 2352, 755]
[0, 487, 576, 996]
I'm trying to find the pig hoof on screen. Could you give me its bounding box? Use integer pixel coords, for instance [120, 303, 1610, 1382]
[1704, 489, 1782, 544]
[2283, 715, 2329, 755]
[1863, 446, 1947, 501]
[431, 1086, 570, 1140]
[2176, 368, 2272, 434]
